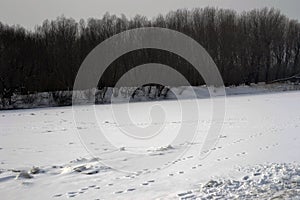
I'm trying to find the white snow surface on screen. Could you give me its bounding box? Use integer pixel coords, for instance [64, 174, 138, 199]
[0, 89, 300, 199]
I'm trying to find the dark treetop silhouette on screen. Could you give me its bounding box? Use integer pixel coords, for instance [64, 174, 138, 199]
[0, 7, 300, 104]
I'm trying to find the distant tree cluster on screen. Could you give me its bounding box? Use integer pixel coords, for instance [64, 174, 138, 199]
[1, 7, 300, 100]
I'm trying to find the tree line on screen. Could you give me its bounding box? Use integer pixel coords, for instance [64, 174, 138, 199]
[1, 7, 300, 100]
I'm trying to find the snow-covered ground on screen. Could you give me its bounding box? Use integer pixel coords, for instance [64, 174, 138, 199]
[0, 90, 300, 199]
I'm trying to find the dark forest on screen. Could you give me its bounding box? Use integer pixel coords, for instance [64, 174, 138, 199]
[1, 7, 300, 100]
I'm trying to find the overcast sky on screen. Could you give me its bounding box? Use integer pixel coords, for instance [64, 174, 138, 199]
[1, 0, 300, 30]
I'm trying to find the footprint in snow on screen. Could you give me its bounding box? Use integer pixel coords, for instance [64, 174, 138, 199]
[178, 191, 193, 197]
[127, 188, 136, 192]
[53, 194, 63, 198]
[192, 164, 202, 169]
[67, 191, 77, 198]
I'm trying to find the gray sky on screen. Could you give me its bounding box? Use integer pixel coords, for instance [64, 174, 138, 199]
[0, 0, 300, 30]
